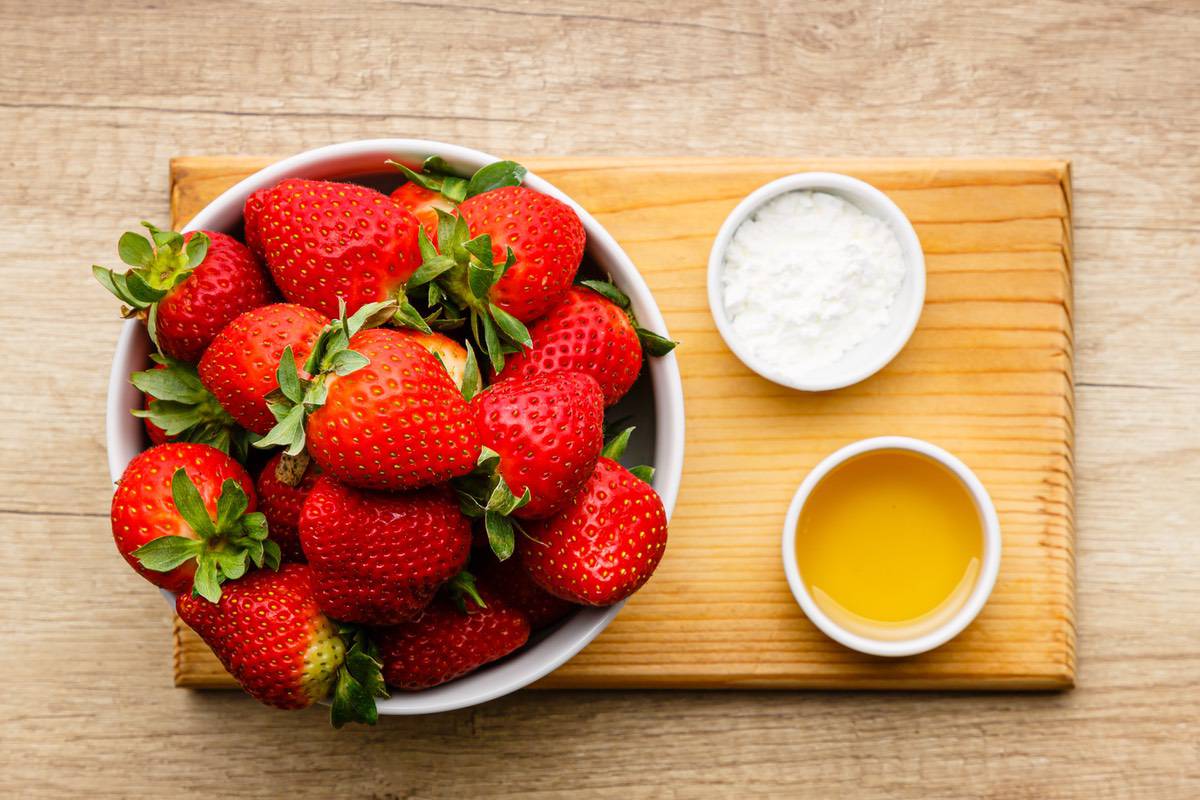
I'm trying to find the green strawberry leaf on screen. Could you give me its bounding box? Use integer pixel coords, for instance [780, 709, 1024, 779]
[385, 159, 443, 192]
[330, 666, 377, 729]
[579, 279, 631, 308]
[328, 349, 369, 376]
[215, 479, 249, 532]
[183, 231, 210, 269]
[415, 225, 440, 263]
[118, 231, 154, 268]
[422, 155, 455, 175]
[485, 511, 516, 561]
[440, 175, 469, 204]
[345, 647, 388, 700]
[123, 271, 168, 305]
[262, 539, 282, 571]
[346, 300, 398, 337]
[466, 160, 527, 198]
[629, 465, 655, 483]
[171, 467, 216, 539]
[487, 474, 531, 516]
[191, 557, 222, 603]
[448, 570, 486, 609]
[636, 327, 678, 357]
[212, 548, 249, 582]
[393, 296, 433, 334]
[460, 342, 482, 401]
[132, 536, 203, 572]
[602, 427, 635, 461]
[253, 404, 307, 456]
[275, 346, 305, 405]
[488, 303, 532, 348]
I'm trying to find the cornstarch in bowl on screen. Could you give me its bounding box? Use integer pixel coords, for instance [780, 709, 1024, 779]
[722, 191, 905, 376]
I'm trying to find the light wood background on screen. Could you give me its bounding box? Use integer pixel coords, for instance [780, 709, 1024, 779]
[171, 156, 1077, 691]
[1, 1, 1197, 798]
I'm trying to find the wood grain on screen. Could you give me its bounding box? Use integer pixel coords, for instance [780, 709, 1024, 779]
[4, 1, 1199, 797]
[169, 156, 1076, 691]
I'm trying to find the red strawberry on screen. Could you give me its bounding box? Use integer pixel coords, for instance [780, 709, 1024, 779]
[299, 476, 472, 624]
[252, 178, 421, 318]
[471, 372, 604, 520]
[256, 451, 322, 562]
[495, 283, 676, 407]
[94, 224, 274, 363]
[390, 181, 454, 246]
[456, 186, 585, 322]
[110, 443, 267, 597]
[198, 303, 327, 434]
[477, 555, 576, 630]
[376, 583, 530, 690]
[242, 187, 269, 256]
[301, 326, 481, 490]
[176, 563, 388, 725]
[521, 454, 669, 606]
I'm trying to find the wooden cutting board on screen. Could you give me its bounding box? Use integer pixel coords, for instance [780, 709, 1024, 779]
[169, 156, 1075, 690]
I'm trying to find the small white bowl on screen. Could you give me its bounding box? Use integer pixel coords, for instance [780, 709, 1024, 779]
[781, 436, 1001, 658]
[706, 172, 926, 392]
[104, 139, 686, 714]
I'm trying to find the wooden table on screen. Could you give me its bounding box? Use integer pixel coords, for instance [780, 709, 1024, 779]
[2, 1, 1197, 797]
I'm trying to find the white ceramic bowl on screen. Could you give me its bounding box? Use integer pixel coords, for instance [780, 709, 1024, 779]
[706, 172, 926, 392]
[781, 436, 1001, 657]
[105, 139, 686, 714]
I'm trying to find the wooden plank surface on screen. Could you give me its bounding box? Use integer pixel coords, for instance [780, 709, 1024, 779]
[3, 1, 1199, 798]
[169, 156, 1076, 691]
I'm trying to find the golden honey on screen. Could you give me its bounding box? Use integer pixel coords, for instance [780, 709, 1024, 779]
[795, 449, 982, 641]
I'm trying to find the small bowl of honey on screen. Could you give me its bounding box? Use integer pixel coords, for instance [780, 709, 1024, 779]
[782, 436, 1001, 657]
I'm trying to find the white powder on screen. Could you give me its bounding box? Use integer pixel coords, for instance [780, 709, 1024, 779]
[721, 190, 907, 378]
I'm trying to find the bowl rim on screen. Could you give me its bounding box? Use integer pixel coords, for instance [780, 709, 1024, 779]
[705, 171, 926, 392]
[780, 436, 1001, 658]
[104, 138, 686, 714]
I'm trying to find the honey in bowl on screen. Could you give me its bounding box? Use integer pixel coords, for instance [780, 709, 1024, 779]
[795, 448, 983, 642]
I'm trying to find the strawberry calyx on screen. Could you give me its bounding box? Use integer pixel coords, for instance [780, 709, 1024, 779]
[93, 223, 210, 339]
[602, 426, 656, 485]
[253, 299, 397, 471]
[133, 467, 280, 602]
[385, 156, 527, 205]
[329, 624, 389, 729]
[402, 209, 532, 373]
[578, 279, 678, 357]
[452, 446, 531, 561]
[446, 570, 487, 613]
[131, 354, 251, 462]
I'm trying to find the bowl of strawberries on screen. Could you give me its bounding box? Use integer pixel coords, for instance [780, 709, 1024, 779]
[102, 139, 684, 721]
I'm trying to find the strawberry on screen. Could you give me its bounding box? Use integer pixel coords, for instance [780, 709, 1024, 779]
[477, 554, 577, 630]
[251, 178, 422, 319]
[93, 223, 274, 363]
[176, 563, 388, 725]
[390, 181, 454, 246]
[242, 187, 269, 256]
[456, 186, 585, 322]
[520, 430, 668, 606]
[495, 282, 676, 407]
[110, 443, 275, 599]
[256, 451, 322, 562]
[132, 354, 250, 460]
[257, 302, 481, 491]
[376, 580, 530, 690]
[470, 372, 604, 521]
[299, 476, 472, 624]
[198, 303, 327, 435]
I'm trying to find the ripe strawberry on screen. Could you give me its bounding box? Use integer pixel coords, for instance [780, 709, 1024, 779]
[110, 443, 272, 599]
[521, 432, 668, 605]
[242, 187, 269, 256]
[471, 372, 604, 520]
[454, 186, 585, 323]
[495, 282, 675, 407]
[94, 223, 274, 363]
[477, 554, 576, 630]
[299, 476, 472, 624]
[132, 354, 250, 459]
[390, 181, 454, 246]
[252, 178, 421, 318]
[256, 451, 322, 562]
[376, 581, 530, 690]
[260, 305, 481, 491]
[198, 303, 327, 434]
[176, 563, 387, 725]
